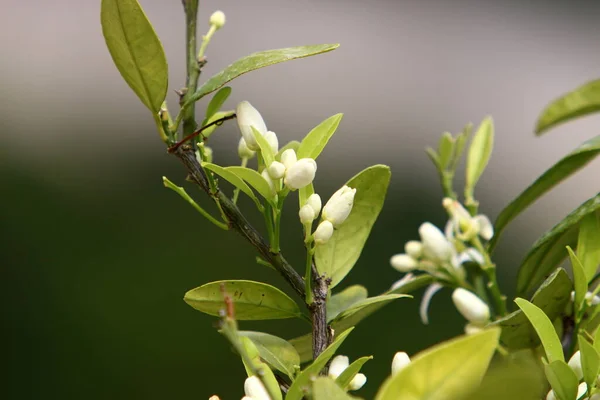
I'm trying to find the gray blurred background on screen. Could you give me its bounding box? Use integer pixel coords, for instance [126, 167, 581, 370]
[2, 0, 600, 398]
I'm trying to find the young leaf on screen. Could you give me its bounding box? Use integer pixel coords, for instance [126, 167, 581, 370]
[375, 329, 500, 400]
[252, 126, 275, 167]
[276, 141, 301, 161]
[437, 132, 455, 170]
[545, 360, 579, 400]
[315, 165, 391, 288]
[101, 0, 168, 112]
[296, 114, 343, 160]
[452, 123, 473, 170]
[327, 285, 368, 322]
[185, 44, 339, 105]
[335, 356, 372, 390]
[184, 280, 302, 320]
[312, 377, 357, 400]
[567, 246, 588, 315]
[578, 335, 600, 389]
[200, 110, 235, 138]
[238, 331, 300, 379]
[536, 79, 600, 135]
[490, 135, 600, 252]
[203, 87, 232, 124]
[515, 298, 564, 363]
[516, 193, 600, 296]
[578, 212, 600, 281]
[202, 162, 261, 208]
[286, 328, 354, 400]
[595, 326, 600, 354]
[465, 116, 494, 193]
[226, 166, 274, 202]
[331, 294, 410, 331]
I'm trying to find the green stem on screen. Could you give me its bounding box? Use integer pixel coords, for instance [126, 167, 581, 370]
[163, 176, 228, 230]
[441, 171, 457, 200]
[197, 24, 217, 61]
[181, 0, 200, 139]
[263, 204, 275, 247]
[272, 208, 281, 252]
[472, 236, 506, 317]
[232, 158, 248, 205]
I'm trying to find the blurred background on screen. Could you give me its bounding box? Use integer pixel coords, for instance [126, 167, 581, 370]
[3, 0, 600, 398]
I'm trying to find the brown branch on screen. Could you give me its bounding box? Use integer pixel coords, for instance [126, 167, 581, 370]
[168, 114, 237, 153]
[310, 263, 331, 361]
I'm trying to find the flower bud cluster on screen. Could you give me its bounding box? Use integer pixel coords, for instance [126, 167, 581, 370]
[328, 355, 367, 391]
[443, 198, 494, 242]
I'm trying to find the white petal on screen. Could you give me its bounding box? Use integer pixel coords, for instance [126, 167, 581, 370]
[390, 273, 414, 291]
[420, 283, 443, 325]
[284, 158, 317, 190]
[474, 214, 494, 240]
[328, 355, 349, 379]
[568, 351, 583, 380]
[577, 382, 588, 399]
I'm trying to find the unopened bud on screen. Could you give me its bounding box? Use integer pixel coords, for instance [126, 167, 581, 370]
[474, 215, 494, 240]
[209, 10, 226, 29]
[280, 149, 297, 169]
[306, 193, 322, 215]
[236, 101, 267, 151]
[209, 396, 221, 400]
[391, 352, 411, 375]
[328, 355, 349, 379]
[404, 241, 423, 259]
[419, 222, 453, 263]
[349, 373, 366, 391]
[314, 220, 334, 245]
[261, 169, 275, 194]
[299, 204, 316, 224]
[284, 158, 317, 190]
[238, 137, 256, 159]
[267, 161, 286, 180]
[244, 376, 270, 400]
[568, 351, 583, 380]
[264, 131, 279, 154]
[322, 185, 356, 227]
[390, 254, 418, 272]
[464, 323, 485, 335]
[451, 288, 490, 324]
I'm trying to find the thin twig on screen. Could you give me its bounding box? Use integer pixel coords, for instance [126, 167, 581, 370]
[168, 114, 237, 153]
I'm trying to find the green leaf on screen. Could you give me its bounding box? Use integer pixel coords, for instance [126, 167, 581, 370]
[490, 136, 600, 252]
[375, 329, 500, 400]
[312, 377, 357, 400]
[331, 295, 410, 330]
[296, 114, 343, 160]
[335, 356, 372, 390]
[387, 275, 435, 296]
[536, 79, 600, 135]
[184, 280, 302, 320]
[101, 0, 168, 112]
[578, 335, 600, 390]
[315, 165, 391, 287]
[492, 268, 572, 350]
[289, 333, 313, 365]
[252, 126, 275, 167]
[452, 123, 473, 171]
[327, 285, 368, 322]
[544, 360, 579, 400]
[516, 193, 600, 296]
[595, 326, 600, 354]
[567, 246, 588, 315]
[199, 110, 235, 138]
[465, 116, 494, 192]
[186, 44, 339, 105]
[238, 331, 300, 379]
[202, 162, 261, 208]
[204, 87, 231, 124]
[239, 337, 283, 400]
[286, 328, 354, 400]
[437, 132, 455, 170]
[426, 147, 442, 170]
[226, 166, 274, 202]
[578, 212, 600, 281]
[515, 298, 564, 363]
[276, 141, 301, 161]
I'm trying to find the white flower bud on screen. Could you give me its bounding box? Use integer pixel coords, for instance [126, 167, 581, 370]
[391, 352, 411, 375]
[568, 350, 583, 380]
[299, 204, 316, 224]
[328, 355, 349, 379]
[451, 288, 490, 324]
[241, 397, 253, 400]
[238, 137, 256, 159]
[280, 149, 297, 169]
[474, 215, 494, 240]
[284, 158, 317, 190]
[390, 254, 418, 272]
[404, 241, 423, 259]
[236, 101, 267, 151]
[419, 222, 454, 263]
[322, 185, 357, 227]
[306, 193, 322, 215]
[264, 131, 279, 154]
[244, 376, 270, 400]
[577, 382, 588, 399]
[209, 10, 226, 29]
[267, 161, 286, 180]
[209, 396, 221, 400]
[546, 390, 556, 400]
[464, 323, 485, 335]
[349, 373, 367, 391]
[314, 220, 334, 245]
[261, 169, 275, 194]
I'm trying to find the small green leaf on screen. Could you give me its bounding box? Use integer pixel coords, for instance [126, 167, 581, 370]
[297, 114, 343, 160]
[204, 87, 232, 124]
[226, 166, 274, 202]
[199, 110, 235, 138]
[276, 141, 301, 161]
[536, 79, 600, 135]
[252, 126, 275, 167]
[594, 326, 600, 354]
[238, 331, 300, 379]
[567, 246, 588, 315]
[315, 165, 391, 287]
[186, 44, 339, 105]
[437, 132, 455, 170]
[202, 162, 261, 208]
[544, 360, 579, 400]
[375, 329, 500, 400]
[465, 116, 494, 193]
[425, 147, 442, 170]
[286, 328, 354, 400]
[490, 136, 600, 252]
[452, 123, 473, 171]
[312, 377, 357, 400]
[515, 298, 564, 363]
[516, 193, 600, 296]
[101, 0, 168, 112]
[184, 280, 302, 320]
[331, 295, 410, 330]
[578, 212, 600, 282]
[336, 356, 372, 390]
[578, 335, 600, 390]
[327, 285, 368, 322]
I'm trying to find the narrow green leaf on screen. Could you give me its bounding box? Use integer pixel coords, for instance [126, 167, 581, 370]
[239, 337, 283, 400]
[375, 329, 500, 400]
[238, 331, 300, 379]
[536, 79, 600, 135]
[516, 193, 600, 296]
[315, 165, 391, 288]
[252, 126, 275, 167]
[226, 166, 274, 202]
[437, 132, 455, 170]
[202, 162, 261, 208]
[204, 87, 232, 124]
[312, 377, 357, 400]
[465, 116, 494, 192]
[490, 136, 600, 252]
[286, 328, 354, 400]
[544, 360, 579, 400]
[199, 110, 235, 138]
[184, 280, 302, 320]
[327, 285, 368, 322]
[452, 123, 473, 171]
[578, 212, 600, 281]
[567, 246, 588, 315]
[594, 326, 600, 354]
[578, 335, 600, 390]
[336, 356, 372, 390]
[332, 294, 410, 330]
[101, 0, 168, 112]
[515, 298, 564, 362]
[186, 44, 339, 105]
[425, 147, 442, 170]
[276, 141, 301, 161]
[296, 114, 343, 160]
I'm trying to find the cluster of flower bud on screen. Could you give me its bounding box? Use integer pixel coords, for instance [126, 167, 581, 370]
[442, 198, 493, 242]
[236, 101, 279, 158]
[310, 186, 357, 245]
[328, 355, 367, 391]
[546, 350, 600, 400]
